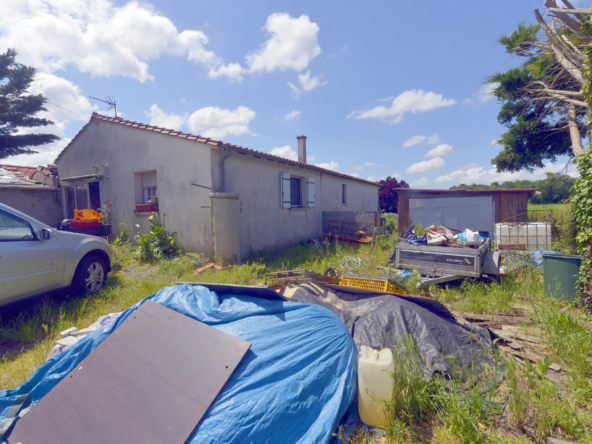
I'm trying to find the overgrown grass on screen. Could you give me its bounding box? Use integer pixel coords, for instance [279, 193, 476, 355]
[436, 267, 544, 314]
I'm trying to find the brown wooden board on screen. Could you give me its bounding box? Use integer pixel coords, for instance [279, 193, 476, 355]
[8, 300, 251, 444]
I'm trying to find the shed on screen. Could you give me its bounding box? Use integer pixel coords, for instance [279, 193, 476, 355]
[396, 188, 537, 236]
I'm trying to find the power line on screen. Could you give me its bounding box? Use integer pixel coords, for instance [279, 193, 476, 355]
[89, 96, 117, 117]
[44, 100, 89, 119]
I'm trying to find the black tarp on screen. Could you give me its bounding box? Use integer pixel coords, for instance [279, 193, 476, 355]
[287, 285, 493, 375]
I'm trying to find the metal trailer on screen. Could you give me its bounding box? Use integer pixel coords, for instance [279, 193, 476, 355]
[394, 241, 501, 288]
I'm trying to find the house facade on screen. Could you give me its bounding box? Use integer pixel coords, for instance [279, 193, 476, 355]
[55, 113, 380, 262]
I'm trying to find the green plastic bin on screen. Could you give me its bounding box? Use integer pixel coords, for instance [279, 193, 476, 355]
[542, 254, 583, 302]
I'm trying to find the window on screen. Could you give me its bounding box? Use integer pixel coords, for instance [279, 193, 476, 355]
[141, 171, 157, 204]
[65, 184, 90, 219]
[290, 178, 301, 207]
[342, 184, 347, 204]
[144, 186, 157, 204]
[0, 209, 36, 241]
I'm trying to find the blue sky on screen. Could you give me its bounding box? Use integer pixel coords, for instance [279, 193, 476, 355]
[1, 0, 579, 187]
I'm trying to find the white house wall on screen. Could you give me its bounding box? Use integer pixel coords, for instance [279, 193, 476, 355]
[212, 148, 379, 260]
[56, 120, 215, 257]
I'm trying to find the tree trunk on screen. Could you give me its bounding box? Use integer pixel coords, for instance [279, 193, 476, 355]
[568, 104, 585, 157]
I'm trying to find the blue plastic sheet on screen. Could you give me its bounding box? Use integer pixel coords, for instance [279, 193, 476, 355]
[0, 284, 357, 444]
[531, 250, 562, 268]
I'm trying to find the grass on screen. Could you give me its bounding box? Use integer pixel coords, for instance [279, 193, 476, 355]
[527, 203, 568, 211]
[3, 212, 592, 443]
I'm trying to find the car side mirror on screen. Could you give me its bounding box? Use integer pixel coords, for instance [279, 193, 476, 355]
[40, 228, 55, 240]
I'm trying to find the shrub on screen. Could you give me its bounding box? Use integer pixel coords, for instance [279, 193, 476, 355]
[136, 214, 182, 262]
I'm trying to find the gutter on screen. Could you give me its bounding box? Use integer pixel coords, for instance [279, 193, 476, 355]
[219, 146, 233, 192]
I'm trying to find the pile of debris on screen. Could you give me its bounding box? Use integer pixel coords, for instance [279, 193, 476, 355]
[400, 224, 487, 249]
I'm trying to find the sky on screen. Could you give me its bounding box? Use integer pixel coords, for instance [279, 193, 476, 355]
[0, 0, 581, 188]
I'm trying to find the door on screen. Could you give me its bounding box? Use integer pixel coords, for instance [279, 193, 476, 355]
[0, 209, 65, 304]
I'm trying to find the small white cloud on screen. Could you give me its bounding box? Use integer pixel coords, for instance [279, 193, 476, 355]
[308, 156, 316, 161]
[270, 145, 297, 160]
[462, 98, 474, 105]
[434, 162, 572, 185]
[315, 161, 339, 171]
[411, 177, 430, 187]
[288, 70, 327, 96]
[348, 90, 456, 124]
[352, 165, 364, 171]
[379, 96, 394, 102]
[402, 133, 441, 148]
[146, 104, 186, 129]
[352, 172, 360, 177]
[392, 173, 402, 179]
[208, 63, 244, 82]
[187, 105, 256, 139]
[474, 83, 499, 104]
[490, 139, 501, 146]
[283, 110, 301, 122]
[246, 13, 321, 73]
[406, 157, 446, 174]
[364, 162, 375, 166]
[425, 144, 454, 157]
[367, 176, 376, 182]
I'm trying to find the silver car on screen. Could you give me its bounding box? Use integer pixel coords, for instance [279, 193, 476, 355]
[0, 203, 112, 307]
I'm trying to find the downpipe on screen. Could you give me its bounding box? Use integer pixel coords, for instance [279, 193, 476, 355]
[219, 146, 233, 192]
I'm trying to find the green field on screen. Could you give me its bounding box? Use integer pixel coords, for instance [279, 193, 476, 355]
[528, 203, 568, 211]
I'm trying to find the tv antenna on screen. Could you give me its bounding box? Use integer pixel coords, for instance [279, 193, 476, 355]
[89, 95, 117, 117]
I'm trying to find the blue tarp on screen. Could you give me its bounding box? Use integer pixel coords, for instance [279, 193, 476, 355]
[0, 284, 357, 444]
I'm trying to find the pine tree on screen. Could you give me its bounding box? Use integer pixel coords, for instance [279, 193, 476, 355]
[0, 48, 59, 159]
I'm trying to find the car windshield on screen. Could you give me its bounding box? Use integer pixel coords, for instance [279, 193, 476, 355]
[0, 210, 36, 241]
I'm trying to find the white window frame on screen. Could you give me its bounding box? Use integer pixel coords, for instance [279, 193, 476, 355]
[143, 186, 157, 204]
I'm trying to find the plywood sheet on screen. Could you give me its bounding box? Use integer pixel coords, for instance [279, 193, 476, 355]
[8, 300, 251, 444]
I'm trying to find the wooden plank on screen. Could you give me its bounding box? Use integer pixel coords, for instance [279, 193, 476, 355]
[8, 300, 251, 444]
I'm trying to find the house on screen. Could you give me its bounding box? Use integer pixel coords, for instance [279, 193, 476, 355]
[396, 187, 537, 237]
[0, 166, 60, 226]
[55, 112, 380, 262]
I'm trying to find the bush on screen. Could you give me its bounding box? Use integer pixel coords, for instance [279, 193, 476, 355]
[136, 214, 182, 262]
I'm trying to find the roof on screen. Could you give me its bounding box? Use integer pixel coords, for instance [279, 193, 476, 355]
[396, 188, 538, 195]
[57, 112, 380, 187]
[0, 167, 54, 189]
[0, 164, 37, 181]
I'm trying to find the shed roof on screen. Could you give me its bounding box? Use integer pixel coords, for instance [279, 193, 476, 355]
[0, 164, 37, 181]
[57, 112, 380, 187]
[0, 167, 54, 189]
[396, 188, 537, 195]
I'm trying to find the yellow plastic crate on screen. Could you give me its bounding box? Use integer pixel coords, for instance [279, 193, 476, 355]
[339, 274, 407, 294]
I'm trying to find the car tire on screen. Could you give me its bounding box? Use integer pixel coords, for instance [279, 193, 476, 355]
[73, 255, 107, 295]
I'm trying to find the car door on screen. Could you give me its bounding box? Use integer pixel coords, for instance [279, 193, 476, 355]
[0, 209, 65, 305]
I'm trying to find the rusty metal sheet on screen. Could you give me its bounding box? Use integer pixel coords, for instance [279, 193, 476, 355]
[8, 300, 251, 444]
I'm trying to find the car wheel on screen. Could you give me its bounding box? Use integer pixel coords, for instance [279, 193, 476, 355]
[74, 256, 107, 295]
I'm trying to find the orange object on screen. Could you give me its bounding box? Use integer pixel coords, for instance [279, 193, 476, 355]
[74, 209, 102, 222]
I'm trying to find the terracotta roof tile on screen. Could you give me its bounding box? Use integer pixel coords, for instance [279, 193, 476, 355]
[56, 112, 379, 186]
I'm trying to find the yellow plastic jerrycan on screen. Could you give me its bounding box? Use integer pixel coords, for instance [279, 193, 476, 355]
[357, 345, 395, 428]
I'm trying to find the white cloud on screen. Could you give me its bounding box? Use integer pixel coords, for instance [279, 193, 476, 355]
[315, 161, 339, 171]
[308, 156, 316, 161]
[146, 104, 185, 129]
[298, 70, 327, 91]
[187, 106, 256, 139]
[425, 144, 454, 157]
[28, 73, 96, 122]
[283, 110, 301, 122]
[352, 172, 360, 178]
[348, 90, 456, 124]
[246, 13, 321, 73]
[434, 162, 572, 185]
[392, 173, 402, 179]
[462, 98, 474, 105]
[364, 162, 375, 166]
[406, 157, 446, 174]
[474, 83, 499, 104]
[5, 73, 95, 166]
[270, 145, 297, 160]
[402, 133, 441, 148]
[411, 177, 430, 187]
[367, 176, 376, 182]
[288, 70, 327, 96]
[208, 63, 244, 82]
[0, 0, 228, 83]
[490, 139, 500, 146]
[352, 165, 364, 171]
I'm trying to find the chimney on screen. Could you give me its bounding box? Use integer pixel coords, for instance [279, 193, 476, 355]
[297, 135, 307, 163]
